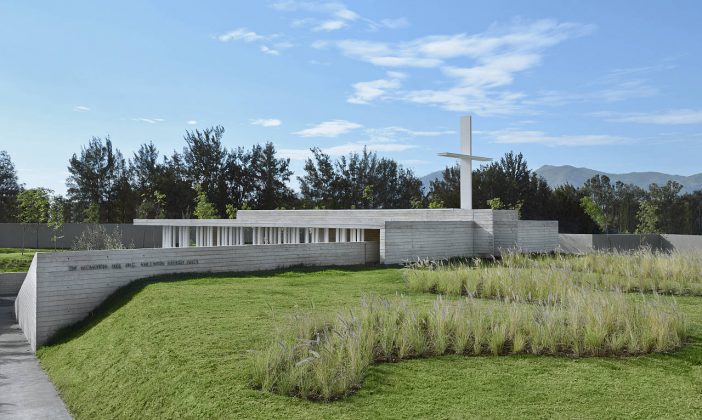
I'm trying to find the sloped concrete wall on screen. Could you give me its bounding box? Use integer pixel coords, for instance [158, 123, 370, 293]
[14, 256, 37, 349]
[18, 242, 377, 351]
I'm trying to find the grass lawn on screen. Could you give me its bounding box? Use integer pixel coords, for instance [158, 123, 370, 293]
[0, 248, 56, 272]
[37, 267, 702, 419]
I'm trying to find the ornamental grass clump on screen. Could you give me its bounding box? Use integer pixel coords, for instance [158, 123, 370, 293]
[501, 249, 702, 295]
[249, 292, 686, 401]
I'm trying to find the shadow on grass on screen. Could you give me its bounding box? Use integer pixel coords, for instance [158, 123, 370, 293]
[42, 264, 390, 349]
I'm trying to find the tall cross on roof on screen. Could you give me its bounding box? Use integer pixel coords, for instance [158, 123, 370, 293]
[438, 116, 492, 210]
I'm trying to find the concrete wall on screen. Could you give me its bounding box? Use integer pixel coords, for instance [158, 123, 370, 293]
[0, 272, 26, 295]
[14, 241, 379, 351]
[382, 221, 474, 264]
[14, 256, 37, 349]
[559, 233, 702, 254]
[0, 223, 162, 249]
[517, 221, 560, 253]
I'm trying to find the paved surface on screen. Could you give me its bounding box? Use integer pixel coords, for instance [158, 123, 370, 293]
[0, 295, 72, 419]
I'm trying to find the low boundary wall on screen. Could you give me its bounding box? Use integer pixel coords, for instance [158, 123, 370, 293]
[0, 272, 26, 295]
[559, 234, 702, 253]
[0, 223, 161, 249]
[15, 241, 379, 351]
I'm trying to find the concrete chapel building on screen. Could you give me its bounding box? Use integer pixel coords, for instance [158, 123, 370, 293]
[135, 116, 559, 264]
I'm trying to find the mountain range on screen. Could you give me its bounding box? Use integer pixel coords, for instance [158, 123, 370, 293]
[420, 165, 702, 193]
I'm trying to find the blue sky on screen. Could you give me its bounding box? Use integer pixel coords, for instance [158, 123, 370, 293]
[1, 0, 701, 194]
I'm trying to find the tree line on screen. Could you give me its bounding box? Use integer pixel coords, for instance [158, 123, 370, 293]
[0, 125, 701, 235]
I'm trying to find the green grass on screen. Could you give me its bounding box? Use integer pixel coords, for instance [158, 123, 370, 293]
[0, 248, 55, 272]
[38, 267, 702, 419]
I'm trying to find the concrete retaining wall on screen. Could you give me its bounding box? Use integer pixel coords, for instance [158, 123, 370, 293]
[382, 221, 474, 264]
[0, 272, 26, 295]
[0, 223, 162, 249]
[518, 221, 560, 253]
[559, 234, 702, 253]
[14, 241, 379, 351]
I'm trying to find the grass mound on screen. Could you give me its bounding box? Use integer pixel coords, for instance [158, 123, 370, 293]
[250, 291, 686, 401]
[0, 248, 51, 272]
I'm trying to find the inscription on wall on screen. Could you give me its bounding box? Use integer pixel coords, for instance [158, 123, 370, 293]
[68, 259, 199, 272]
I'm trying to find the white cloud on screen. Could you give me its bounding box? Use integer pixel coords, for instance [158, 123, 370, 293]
[271, 1, 405, 32]
[132, 118, 164, 124]
[187, 120, 198, 125]
[260, 45, 280, 55]
[280, 141, 416, 161]
[379, 18, 409, 29]
[314, 20, 347, 31]
[347, 71, 405, 104]
[326, 19, 594, 114]
[293, 119, 362, 137]
[73, 105, 90, 112]
[366, 126, 455, 142]
[599, 109, 702, 125]
[251, 118, 282, 127]
[217, 28, 266, 43]
[483, 129, 627, 146]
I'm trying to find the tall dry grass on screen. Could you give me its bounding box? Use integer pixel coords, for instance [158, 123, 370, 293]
[249, 292, 686, 401]
[503, 250, 702, 295]
[405, 250, 702, 298]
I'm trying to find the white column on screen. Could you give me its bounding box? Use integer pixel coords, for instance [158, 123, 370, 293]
[324, 228, 329, 243]
[460, 115, 472, 210]
[239, 227, 244, 245]
[360, 229, 365, 242]
[305, 228, 310, 243]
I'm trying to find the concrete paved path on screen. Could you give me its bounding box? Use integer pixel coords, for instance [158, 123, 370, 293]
[0, 295, 72, 419]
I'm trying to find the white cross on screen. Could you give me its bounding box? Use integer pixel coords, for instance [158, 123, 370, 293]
[438, 116, 492, 209]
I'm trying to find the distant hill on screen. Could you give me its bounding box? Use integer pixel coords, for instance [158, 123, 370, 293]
[534, 165, 702, 193]
[420, 165, 702, 193]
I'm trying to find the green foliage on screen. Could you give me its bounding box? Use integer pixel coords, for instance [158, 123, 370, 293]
[428, 199, 444, 208]
[193, 185, 218, 219]
[17, 188, 51, 224]
[0, 150, 21, 222]
[636, 200, 659, 233]
[83, 202, 100, 224]
[486, 197, 504, 210]
[299, 147, 423, 209]
[48, 197, 65, 249]
[580, 196, 607, 232]
[225, 203, 237, 219]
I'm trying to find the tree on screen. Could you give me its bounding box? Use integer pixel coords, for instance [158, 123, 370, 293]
[551, 184, 599, 233]
[636, 200, 659, 233]
[48, 196, 65, 250]
[193, 185, 218, 219]
[428, 165, 460, 209]
[0, 150, 21, 222]
[300, 148, 423, 209]
[182, 126, 229, 215]
[66, 136, 129, 222]
[249, 143, 297, 209]
[17, 188, 51, 251]
[580, 196, 607, 233]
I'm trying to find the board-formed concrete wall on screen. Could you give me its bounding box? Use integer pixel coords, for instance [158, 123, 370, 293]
[0, 272, 26, 295]
[0, 223, 162, 249]
[382, 221, 475, 264]
[517, 221, 560, 253]
[15, 241, 379, 351]
[14, 257, 37, 349]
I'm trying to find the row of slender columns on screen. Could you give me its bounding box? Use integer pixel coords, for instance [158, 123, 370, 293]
[163, 226, 367, 248]
[162, 226, 193, 248]
[218, 227, 245, 246]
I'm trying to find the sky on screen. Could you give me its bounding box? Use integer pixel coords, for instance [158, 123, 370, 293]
[1, 0, 702, 195]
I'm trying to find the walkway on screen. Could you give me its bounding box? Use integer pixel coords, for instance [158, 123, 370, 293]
[0, 295, 72, 419]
